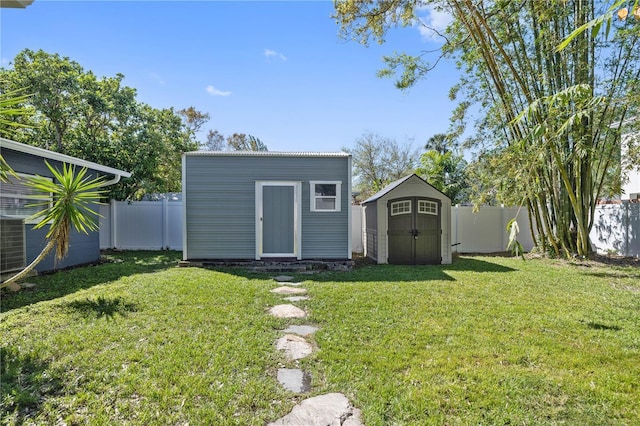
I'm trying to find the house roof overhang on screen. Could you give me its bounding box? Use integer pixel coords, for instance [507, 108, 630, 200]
[0, 137, 132, 185]
[1, 0, 34, 8]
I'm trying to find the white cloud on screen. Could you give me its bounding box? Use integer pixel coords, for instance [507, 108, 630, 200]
[206, 85, 232, 97]
[1, 57, 11, 68]
[264, 48, 287, 61]
[415, 4, 453, 42]
[149, 72, 166, 85]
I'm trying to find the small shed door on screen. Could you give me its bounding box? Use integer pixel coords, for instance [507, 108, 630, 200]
[387, 197, 441, 265]
[256, 182, 301, 259]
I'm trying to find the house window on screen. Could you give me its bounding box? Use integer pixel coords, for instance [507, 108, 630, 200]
[0, 173, 52, 224]
[310, 181, 341, 212]
[418, 200, 438, 215]
[390, 200, 412, 216]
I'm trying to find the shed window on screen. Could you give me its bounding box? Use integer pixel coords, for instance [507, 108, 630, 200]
[310, 181, 341, 212]
[0, 173, 52, 224]
[418, 200, 438, 215]
[390, 200, 411, 216]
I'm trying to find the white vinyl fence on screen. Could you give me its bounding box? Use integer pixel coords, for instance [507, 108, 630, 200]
[100, 200, 183, 250]
[100, 200, 639, 257]
[590, 202, 640, 257]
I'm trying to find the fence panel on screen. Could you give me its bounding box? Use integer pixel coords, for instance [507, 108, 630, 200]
[100, 200, 183, 250]
[351, 205, 363, 254]
[451, 206, 535, 253]
[591, 202, 640, 257]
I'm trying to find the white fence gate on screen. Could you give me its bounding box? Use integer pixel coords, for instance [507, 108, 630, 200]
[100, 200, 639, 257]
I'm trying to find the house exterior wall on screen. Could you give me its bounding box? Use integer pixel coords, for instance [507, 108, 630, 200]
[371, 175, 452, 264]
[1, 148, 102, 273]
[183, 153, 351, 260]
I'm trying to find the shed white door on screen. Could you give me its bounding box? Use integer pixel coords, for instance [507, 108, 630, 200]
[256, 181, 301, 259]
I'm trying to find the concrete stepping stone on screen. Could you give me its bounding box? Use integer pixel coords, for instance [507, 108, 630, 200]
[282, 325, 318, 336]
[276, 368, 311, 393]
[276, 334, 313, 360]
[274, 275, 294, 282]
[283, 296, 309, 302]
[269, 304, 306, 319]
[268, 393, 363, 426]
[286, 282, 304, 286]
[271, 286, 307, 295]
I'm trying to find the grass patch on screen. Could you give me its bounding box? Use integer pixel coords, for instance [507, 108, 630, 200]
[1, 252, 639, 424]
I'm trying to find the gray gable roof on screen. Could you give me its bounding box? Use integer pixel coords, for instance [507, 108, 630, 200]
[362, 174, 450, 204]
[1, 137, 131, 178]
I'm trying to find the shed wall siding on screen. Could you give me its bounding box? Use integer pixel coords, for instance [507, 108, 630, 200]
[184, 155, 350, 259]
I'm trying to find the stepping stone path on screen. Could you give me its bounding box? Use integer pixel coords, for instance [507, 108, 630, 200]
[268, 393, 363, 426]
[269, 304, 306, 319]
[276, 334, 314, 360]
[276, 368, 311, 393]
[283, 324, 318, 336]
[267, 275, 364, 425]
[283, 296, 309, 302]
[271, 286, 307, 295]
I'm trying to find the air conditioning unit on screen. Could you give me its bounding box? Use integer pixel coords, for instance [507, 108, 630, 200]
[629, 193, 640, 200]
[1, 218, 25, 275]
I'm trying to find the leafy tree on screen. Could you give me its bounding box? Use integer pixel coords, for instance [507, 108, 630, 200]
[334, 1, 640, 257]
[343, 131, 416, 199]
[1, 162, 104, 289]
[424, 133, 452, 155]
[178, 106, 210, 136]
[417, 149, 468, 204]
[226, 133, 268, 151]
[0, 49, 199, 200]
[0, 83, 32, 182]
[204, 129, 226, 151]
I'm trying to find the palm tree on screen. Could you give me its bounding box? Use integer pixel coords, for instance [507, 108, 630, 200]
[1, 161, 105, 289]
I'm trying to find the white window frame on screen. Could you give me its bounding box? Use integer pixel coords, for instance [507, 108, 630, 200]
[390, 200, 412, 216]
[0, 172, 53, 224]
[310, 181, 341, 212]
[418, 199, 438, 215]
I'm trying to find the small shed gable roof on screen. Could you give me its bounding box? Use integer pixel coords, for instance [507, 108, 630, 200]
[1, 137, 131, 178]
[362, 174, 450, 204]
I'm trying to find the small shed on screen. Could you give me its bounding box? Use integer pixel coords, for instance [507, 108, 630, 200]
[182, 151, 352, 261]
[362, 174, 452, 265]
[0, 137, 130, 278]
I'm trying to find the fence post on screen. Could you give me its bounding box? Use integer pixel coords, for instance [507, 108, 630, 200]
[624, 201, 629, 257]
[110, 199, 117, 249]
[162, 198, 169, 249]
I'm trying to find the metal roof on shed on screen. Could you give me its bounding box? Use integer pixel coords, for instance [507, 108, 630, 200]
[184, 151, 350, 158]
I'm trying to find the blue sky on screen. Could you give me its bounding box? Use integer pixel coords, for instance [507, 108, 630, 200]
[1, 1, 461, 153]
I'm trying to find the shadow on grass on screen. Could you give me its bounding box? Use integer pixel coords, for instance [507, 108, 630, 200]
[218, 256, 517, 283]
[0, 346, 62, 424]
[581, 320, 623, 331]
[1, 251, 180, 313]
[582, 271, 640, 281]
[62, 296, 137, 320]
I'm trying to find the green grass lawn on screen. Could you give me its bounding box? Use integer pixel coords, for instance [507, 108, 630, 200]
[1, 252, 639, 425]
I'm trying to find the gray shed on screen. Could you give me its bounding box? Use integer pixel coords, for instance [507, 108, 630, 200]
[182, 151, 352, 261]
[362, 174, 452, 264]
